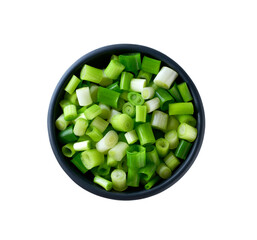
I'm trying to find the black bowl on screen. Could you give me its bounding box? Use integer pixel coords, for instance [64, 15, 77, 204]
[47, 44, 205, 200]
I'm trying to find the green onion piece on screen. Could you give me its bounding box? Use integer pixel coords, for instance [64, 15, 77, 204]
[141, 87, 155, 100]
[169, 102, 194, 115]
[95, 130, 118, 153]
[117, 157, 128, 173]
[156, 138, 169, 157]
[177, 82, 193, 102]
[141, 56, 161, 74]
[164, 152, 180, 171]
[59, 99, 71, 110]
[122, 102, 136, 117]
[176, 114, 197, 127]
[65, 75, 81, 95]
[130, 78, 147, 92]
[107, 155, 118, 167]
[89, 84, 99, 103]
[115, 98, 125, 112]
[62, 143, 76, 158]
[104, 60, 125, 80]
[126, 145, 146, 169]
[93, 176, 113, 191]
[110, 113, 134, 132]
[169, 83, 183, 102]
[71, 153, 88, 174]
[165, 130, 179, 149]
[107, 109, 121, 122]
[136, 122, 156, 145]
[58, 125, 78, 144]
[98, 103, 111, 120]
[120, 91, 129, 101]
[111, 169, 127, 191]
[73, 118, 88, 136]
[127, 168, 140, 187]
[155, 88, 175, 111]
[63, 104, 77, 121]
[156, 163, 171, 179]
[145, 175, 161, 190]
[90, 116, 109, 133]
[118, 53, 141, 75]
[149, 82, 159, 91]
[81, 149, 104, 169]
[125, 130, 138, 144]
[80, 64, 103, 83]
[145, 97, 160, 113]
[136, 105, 147, 122]
[73, 140, 91, 151]
[76, 87, 93, 106]
[72, 113, 87, 125]
[127, 92, 145, 106]
[55, 114, 70, 131]
[84, 104, 102, 120]
[175, 140, 192, 160]
[120, 72, 133, 90]
[97, 87, 120, 109]
[151, 110, 168, 131]
[108, 142, 129, 162]
[145, 145, 160, 166]
[99, 70, 113, 86]
[86, 125, 103, 142]
[77, 135, 91, 142]
[138, 162, 156, 182]
[77, 106, 88, 114]
[177, 123, 197, 142]
[97, 160, 111, 177]
[64, 92, 79, 106]
[153, 66, 178, 89]
[137, 70, 152, 84]
[107, 81, 122, 93]
[166, 116, 180, 131]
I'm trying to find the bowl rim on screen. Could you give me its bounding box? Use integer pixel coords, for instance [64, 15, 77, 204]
[47, 43, 205, 200]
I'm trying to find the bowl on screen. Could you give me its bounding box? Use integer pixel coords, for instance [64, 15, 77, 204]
[47, 44, 205, 200]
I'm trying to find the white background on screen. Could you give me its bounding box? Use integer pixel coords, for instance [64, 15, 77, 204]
[1, 0, 256, 239]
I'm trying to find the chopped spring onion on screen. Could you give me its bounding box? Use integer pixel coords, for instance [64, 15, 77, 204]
[59, 99, 71, 110]
[169, 83, 183, 102]
[177, 123, 197, 142]
[155, 88, 175, 111]
[98, 103, 111, 120]
[156, 163, 171, 179]
[73, 140, 91, 151]
[55, 114, 70, 131]
[111, 169, 127, 191]
[120, 91, 129, 101]
[107, 109, 121, 122]
[130, 78, 147, 92]
[169, 102, 194, 115]
[89, 84, 99, 103]
[154, 66, 178, 89]
[141, 87, 155, 100]
[151, 110, 168, 131]
[58, 125, 78, 144]
[80, 64, 103, 83]
[145, 97, 160, 113]
[84, 104, 102, 120]
[99, 70, 113, 86]
[175, 140, 192, 160]
[165, 130, 179, 149]
[63, 104, 77, 121]
[120, 72, 133, 90]
[118, 53, 141, 75]
[76, 87, 93, 106]
[77, 106, 88, 114]
[90, 116, 109, 133]
[73, 118, 89, 136]
[110, 113, 134, 132]
[146, 145, 160, 166]
[126, 145, 146, 169]
[127, 167, 140, 187]
[141, 56, 161, 74]
[166, 116, 180, 131]
[97, 87, 120, 109]
[81, 149, 104, 170]
[71, 153, 88, 173]
[127, 92, 144, 106]
[107, 81, 122, 93]
[104, 60, 125, 80]
[176, 114, 197, 127]
[138, 162, 156, 182]
[137, 70, 152, 84]
[62, 143, 76, 158]
[122, 102, 136, 117]
[65, 75, 81, 95]
[156, 138, 169, 157]
[164, 152, 180, 171]
[177, 82, 193, 102]
[64, 92, 79, 106]
[136, 122, 156, 146]
[107, 155, 118, 167]
[144, 175, 161, 190]
[124, 130, 138, 144]
[95, 130, 118, 153]
[136, 105, 147, 122]
[108, 142, 129, 162]
[93, 176, 113, 191]
[86, 125, 103, 142]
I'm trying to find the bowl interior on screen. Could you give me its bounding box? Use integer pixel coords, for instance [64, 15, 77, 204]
[48, 44, 205, 200]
